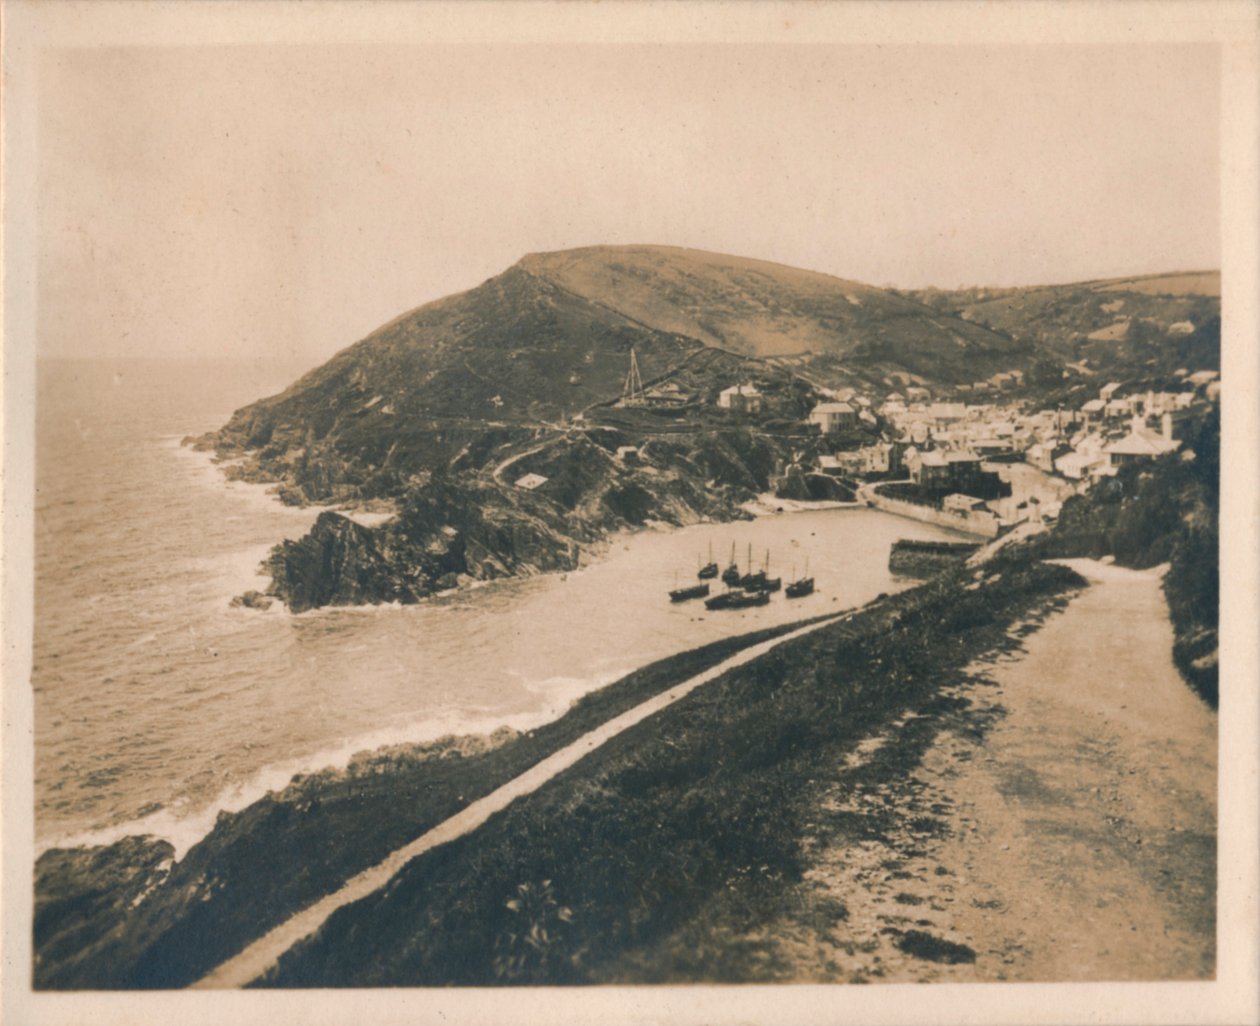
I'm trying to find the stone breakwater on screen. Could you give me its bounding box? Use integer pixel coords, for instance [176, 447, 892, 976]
[888, 539, 983, 578]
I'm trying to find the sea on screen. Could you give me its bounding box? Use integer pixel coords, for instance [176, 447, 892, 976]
[33, 358, 964, 858]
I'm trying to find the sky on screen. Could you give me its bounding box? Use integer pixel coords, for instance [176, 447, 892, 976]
[36, 42, 1220, 366]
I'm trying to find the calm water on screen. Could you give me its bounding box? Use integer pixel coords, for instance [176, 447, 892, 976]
[33, 359, 962, 855]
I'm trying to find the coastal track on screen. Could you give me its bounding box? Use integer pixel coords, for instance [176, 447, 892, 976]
[190, 610, 848, 989]
[767, 558, 1217, 983]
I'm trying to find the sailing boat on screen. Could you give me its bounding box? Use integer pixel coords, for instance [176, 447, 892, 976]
[786, 556, 815, 598]
[669, 569, 709, 603]
[721, 541, 741, 586]
[739, 543, 766, 590]
[670, 581, 710, 602]
[758, 549, 782, 593]
[706, 584, 769, 610]
[697, 541, 718, 580]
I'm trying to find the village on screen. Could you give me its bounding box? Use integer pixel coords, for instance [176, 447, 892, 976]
[713, 365, 1221, 540]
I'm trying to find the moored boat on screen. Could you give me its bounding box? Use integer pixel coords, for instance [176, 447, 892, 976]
[786, 557, 814, 598]
[725, 589, 770, 609]
[704, 589, 736, 610]
[697, 541, 718, 580]
[721, 541, 740, 585]
[670, 582, 710, 602]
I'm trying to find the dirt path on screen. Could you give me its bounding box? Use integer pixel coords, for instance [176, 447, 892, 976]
[775, 558, 1216, 983]
[191, 612, 845, 989]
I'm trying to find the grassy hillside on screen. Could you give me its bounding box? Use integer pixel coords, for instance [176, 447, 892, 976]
[523, 245, 1033, 384]
[903, 271, 1220, 385]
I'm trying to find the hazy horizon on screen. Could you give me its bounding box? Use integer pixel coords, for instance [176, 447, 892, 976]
[37, 43, 1220, 366]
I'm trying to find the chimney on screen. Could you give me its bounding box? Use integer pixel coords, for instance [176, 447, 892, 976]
[1162, 412, 1173, 441]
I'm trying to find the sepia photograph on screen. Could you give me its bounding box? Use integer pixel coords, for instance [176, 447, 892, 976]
[3, 2, 1258, 1025]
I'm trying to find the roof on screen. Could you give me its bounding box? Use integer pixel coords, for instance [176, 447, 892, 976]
[811, 402, 855, 414]
[514, 473, 549, 490]
[946, 450, 982, 462]
[1056, 451, 1105, 471]
[1081, 399, 1105, 412]
[1105, 432, 1178, 457]
[720, 383, 762, 396]
[919, 450, 948, 467]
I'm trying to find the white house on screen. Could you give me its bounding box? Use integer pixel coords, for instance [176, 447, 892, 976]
[809, 401, 857, 433]
[515, 473, 549, 490]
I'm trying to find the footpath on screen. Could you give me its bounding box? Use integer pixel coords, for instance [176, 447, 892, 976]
[779, 558, 1216, 982]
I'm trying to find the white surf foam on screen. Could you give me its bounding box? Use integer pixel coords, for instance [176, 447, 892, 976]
[37, 665, 632, 862]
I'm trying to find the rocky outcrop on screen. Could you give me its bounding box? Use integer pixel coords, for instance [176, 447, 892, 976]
[33, 730, 522, 989]
[266, 511, 429, 612]
[258, 428, 785, 611]
[35, 835, 174, 988]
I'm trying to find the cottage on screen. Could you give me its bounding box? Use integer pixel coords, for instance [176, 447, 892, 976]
[809, 401, 858, 433]
[514, 473, 549, 491]
[1027, 440, 1070, 474]
[908, 449, 951, 489]
[1104, 428, 1178, 468]
[945, 451, 985, 491]
[1081, 398, 1105, 421]
[717, 384, 763, 413]
[1054, 449, 1108, 481]
[929, 402, 967, 425]
[615, 446, 641, 464]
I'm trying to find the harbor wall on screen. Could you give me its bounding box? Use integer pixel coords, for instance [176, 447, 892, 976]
[861, 484, 1001, 539]
[888, 539, 983, 578]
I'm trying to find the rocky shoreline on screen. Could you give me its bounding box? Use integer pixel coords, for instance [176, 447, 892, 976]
[194, 422, 840, 612]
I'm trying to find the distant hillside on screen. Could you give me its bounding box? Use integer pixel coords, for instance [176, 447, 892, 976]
[521, 245, 1034, 385]
[902, 271, 1221, 383]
